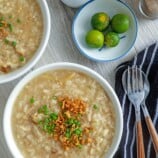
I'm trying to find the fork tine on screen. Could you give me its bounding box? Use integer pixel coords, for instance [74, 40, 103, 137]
[127, 67, 132, 93]
[126, 66, 144, 94]
[138, 68, 144, 91]
[135, 66, 139, 92]
[132, 67, 136, 92]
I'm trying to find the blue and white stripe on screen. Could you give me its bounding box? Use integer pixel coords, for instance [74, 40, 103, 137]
[114, 42, 158, 158]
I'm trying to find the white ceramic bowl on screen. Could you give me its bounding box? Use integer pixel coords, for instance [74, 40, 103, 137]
[3, 62, 123, 158]
[0, 0, 51, 84]
[72, 0, 138, 62]
[61, 0, 89, 8]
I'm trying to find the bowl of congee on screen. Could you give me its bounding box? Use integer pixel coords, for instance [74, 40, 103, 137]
[3, 63, 123, 158]
[0, 0, 50, 83]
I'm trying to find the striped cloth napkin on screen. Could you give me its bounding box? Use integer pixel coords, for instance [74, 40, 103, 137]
[114, 42, 158, 158]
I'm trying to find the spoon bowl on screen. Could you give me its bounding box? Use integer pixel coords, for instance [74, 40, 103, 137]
[141, 70, 150, 103]
[138, 68, 158, 155]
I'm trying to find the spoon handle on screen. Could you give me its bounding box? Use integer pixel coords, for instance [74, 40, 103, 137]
[142, 104, 158, 154]
[135, 110, 145, 158]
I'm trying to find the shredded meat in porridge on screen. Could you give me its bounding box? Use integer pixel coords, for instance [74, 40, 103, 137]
[12, 70, 116, 158]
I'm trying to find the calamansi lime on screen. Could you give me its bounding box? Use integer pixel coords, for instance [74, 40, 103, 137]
[85, 30, 104, 48]
[104, 32, 120, 47]
[91, 12, 110, 31]
[111, 14, 130, 33]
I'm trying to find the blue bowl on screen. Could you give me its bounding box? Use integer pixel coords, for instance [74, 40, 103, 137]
[72, 0, 138, 62]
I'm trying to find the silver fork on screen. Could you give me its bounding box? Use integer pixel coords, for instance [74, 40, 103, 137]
[122, 66, 145, 158]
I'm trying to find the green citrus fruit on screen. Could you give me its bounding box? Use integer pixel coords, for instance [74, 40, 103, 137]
[111, 14, 130, 33]
[91, 12, 110, 31]
[104, 32, 120, 47]
[85, 30, 104, 48]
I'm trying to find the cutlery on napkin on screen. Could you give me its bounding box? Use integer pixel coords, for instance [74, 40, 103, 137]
[114, 42, 158, 158]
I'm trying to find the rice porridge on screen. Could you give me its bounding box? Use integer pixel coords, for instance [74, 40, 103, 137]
[12, 70, 116, 158]
[0, 0, 43, 73]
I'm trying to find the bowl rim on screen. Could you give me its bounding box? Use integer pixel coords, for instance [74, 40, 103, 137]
[0, 0, 51, 84]
[3, 62, 123, 158]
[72, 0, 138, 62]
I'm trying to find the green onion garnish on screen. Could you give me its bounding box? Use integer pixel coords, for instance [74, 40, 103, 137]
[17, 18, 21, 23]
[58, 102, 62, 106]
[73, 128, 82, 136]
[65, 128, 71, 138]
[49, 112, 58, 121]
[4, 39, 9, 44]
[0, 16, 4, 21]
[93, 104, 98, 110]
[12, 41, 17, 47]
[47, 124, 55, 133]
[38, 105, 50, 115]
[73, 119, 81, 126]
[19, 56, 25, 62]
[0, 22, 3, 27]
[30, 97, 35, 104]
[38, 118, 56, 134]
[8, 23, 13, 32]
[9, 15, 12, 19]
[77, 144, 82, 149]
[66, 118, 74, 125]
[52, 96, 57, 100]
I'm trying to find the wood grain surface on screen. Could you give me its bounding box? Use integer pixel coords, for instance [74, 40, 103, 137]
[0, 0, 158, 157]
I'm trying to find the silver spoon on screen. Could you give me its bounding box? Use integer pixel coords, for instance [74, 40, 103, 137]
[140, 69, 158, 155]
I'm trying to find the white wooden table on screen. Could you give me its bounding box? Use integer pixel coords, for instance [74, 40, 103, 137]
[0, 0, 158, 157]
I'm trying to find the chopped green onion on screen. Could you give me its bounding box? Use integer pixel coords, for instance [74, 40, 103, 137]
[52, 96, 57, 100]
[41, 118, 56, 133]
[66, 118, 74, 125]
[47, 124, 55, 133]
[38, 105, 50, 115]
[4, 39, 9, 44]
[17, 18, 21, 23]
[44, 124, 55, 134]
[19, 56, 25, 62]
[73, 128, 82, 136]
[65, 128, 71, 138]
[30, 97, 35, 104]
[49, 113, 58, 121]
[0, 22, 3, 27]
[66, 118, 81, 127]
[44, 117, 52, 124]
[9, 15, 12, 19]
[77, 113, 82, 118]
[0, 16, 4, 21]
[58, 102, 62, 106]
[65, 132, 71, 138]
[12, 41, 17, 47]
[43, 119, 50, 131]
[93, 104, 98, 110]
[73, 119, 81, 127]
[43, 123, 49, 132]
[38, 120, 44, 128]
[8, 23, 13, 32]
[77, 144, 83, 149]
